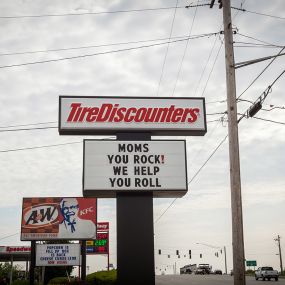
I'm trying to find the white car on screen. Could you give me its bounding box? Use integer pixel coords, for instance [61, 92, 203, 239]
[255, 266, 279, 281]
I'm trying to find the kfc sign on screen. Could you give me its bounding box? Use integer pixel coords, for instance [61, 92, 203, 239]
[59, 96, 206, 136]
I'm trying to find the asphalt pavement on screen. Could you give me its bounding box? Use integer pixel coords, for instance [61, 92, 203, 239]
[156, 274, 285, 285]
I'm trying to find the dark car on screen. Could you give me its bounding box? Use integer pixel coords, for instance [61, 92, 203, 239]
[214, 270, 222, 275]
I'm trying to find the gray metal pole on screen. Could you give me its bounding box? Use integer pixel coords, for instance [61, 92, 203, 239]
[222, 0, 246, 284]
[9, 255, 13, 285]
[224, 246, 228, 275]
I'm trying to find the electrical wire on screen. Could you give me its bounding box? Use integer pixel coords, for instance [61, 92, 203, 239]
[156, 0, 179, 96]
[0, 141, 81, 153]
[171, 0, 200, 96]
[154, 133, 228, 224]
[0, 6, 188, 19]
[251, 117, 285, 126]
[0, 121, 56, 129]
[237, 33, 283, 48]
[237, 47, 285, 99]
[0, 232, 20, 241]
[0, 33, 217, 70]
[231, 6, 285, 20]
[0, 126, 57, 133]
[0, 34, 208, 57]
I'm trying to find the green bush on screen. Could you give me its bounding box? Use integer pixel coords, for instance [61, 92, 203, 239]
[11, 281, 30, 285]
[48, 276, 82, 284]
[86, 270, 117, 285]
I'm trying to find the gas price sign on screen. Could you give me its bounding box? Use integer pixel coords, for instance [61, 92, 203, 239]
[86, 232, 109, 255]
[83, 140, 187, 198]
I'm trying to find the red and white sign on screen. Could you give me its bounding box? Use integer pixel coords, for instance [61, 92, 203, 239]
[59, 96, 206, 136]
[97, 222, 109, 232]
[0, 246, 31, 254]
[21, 197, 97, 241]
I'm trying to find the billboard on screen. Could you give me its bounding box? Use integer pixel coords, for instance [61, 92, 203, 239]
[36, 243, 81, 266]
[59, 96, 207, 136]
[21, 197, 97, 240]
[83, 140, 187, 198]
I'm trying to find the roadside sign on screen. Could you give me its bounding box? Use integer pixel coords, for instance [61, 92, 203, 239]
[86, 232, 109, 255]
[83, 140, 187, 198]
[246, 260, 257, 266]
[21, 197, 97, 240]
[36, 243, 81, 266]
[59, 96, 207, 136]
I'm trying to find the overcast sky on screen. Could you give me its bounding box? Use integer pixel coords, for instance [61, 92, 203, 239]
[0, 0, 284, 275]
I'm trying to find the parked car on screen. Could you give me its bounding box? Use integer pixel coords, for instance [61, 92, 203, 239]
[255, 266, 279, 281]
[214, 270, 222, 275]
[195, 268, 205, 275]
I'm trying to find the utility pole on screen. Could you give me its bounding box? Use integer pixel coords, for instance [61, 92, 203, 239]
[222, 0, 246, 284]
[274, 235, 283, 274]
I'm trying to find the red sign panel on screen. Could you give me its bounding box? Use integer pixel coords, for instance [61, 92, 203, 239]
[21, 197, 97, 240]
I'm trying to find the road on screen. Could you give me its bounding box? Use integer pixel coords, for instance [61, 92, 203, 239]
[156, 274, 285, 285]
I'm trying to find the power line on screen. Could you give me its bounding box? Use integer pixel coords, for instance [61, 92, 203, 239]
[231, 6, 285, 20]
[156, 0, 179, 96]
[0, 121, 56, 129]
[171, 0, 200, 96]
[0, 232, 20, 241]
[251, 116, 285, 126]
[237, 47, 285, 99]
[237, 33, 283, 48]
[0, 33, 217, 70]
[0, 6, 188, 19]
[154, 0, 247, 225]
[0, 141, 81, 153]
[0, 126, 57, 133]
[237, 69, 285, 122]
[0, 35, 207, 57]
[154, 134, 228, 224]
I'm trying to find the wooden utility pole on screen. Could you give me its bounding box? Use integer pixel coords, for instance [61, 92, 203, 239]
[275, 235, 283, 274]
[222, 0, 246, 284]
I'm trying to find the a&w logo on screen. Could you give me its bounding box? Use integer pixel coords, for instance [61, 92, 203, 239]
[23, 203, 60, 228]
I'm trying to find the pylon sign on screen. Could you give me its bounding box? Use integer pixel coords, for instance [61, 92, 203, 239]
[59, 96, 206, 136]
[83, 140, 187, 198]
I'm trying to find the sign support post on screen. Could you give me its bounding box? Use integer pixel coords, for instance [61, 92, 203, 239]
[81, 241, 86, 282]
[29, 241, 36, 285]
[116, 133, 155, 285]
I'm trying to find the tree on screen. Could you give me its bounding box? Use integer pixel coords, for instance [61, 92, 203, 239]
[0, 262, 23, 281]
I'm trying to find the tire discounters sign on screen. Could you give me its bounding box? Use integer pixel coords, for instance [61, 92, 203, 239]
[36, 244, 81, 266]
[83, 140, 187, 198]
[59, 96, 206, 136]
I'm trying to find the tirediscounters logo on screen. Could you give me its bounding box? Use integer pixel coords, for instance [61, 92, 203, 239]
[59, 96, 207, 136]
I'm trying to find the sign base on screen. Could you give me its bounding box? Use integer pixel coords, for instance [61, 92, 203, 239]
[116, 192, 155, 285]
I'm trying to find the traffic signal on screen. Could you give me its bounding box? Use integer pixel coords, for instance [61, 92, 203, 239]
[158, 249, 161, 255]
[189, 250, 192, 259]
[200, 254, 202, 258]
[176, 250, 179, 255]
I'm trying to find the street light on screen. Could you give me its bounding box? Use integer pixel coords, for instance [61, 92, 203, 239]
[196, 242, 228, 274]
